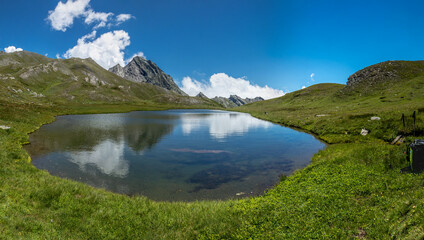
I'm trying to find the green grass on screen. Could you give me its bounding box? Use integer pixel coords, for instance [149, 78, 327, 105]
[231, 143, 424, 239]
[2, 58, 424, 239]
[0, 102, 240, 239]
[231, 75, 424, 239]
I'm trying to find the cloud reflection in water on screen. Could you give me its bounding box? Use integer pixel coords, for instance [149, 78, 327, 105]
[180, 112, 272, 139]
[68, 139, 129, 178]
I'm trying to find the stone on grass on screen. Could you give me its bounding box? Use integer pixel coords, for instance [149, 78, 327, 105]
[360, 129, 369, 136]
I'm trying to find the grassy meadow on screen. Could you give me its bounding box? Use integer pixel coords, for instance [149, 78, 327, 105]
[233, 80, 424, 239]
[1, 58, 424, 239]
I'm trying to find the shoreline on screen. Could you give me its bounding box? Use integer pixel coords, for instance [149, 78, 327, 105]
[23, 107, 325, 202]
[1, 98, 423, 238]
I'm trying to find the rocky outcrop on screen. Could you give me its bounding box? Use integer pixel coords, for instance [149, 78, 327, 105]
[211, 94, 264, 108]
[109, 57, 186, 95]
[341, 60, 424, 94]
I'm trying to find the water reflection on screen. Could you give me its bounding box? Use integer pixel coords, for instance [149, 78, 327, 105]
[68, 139, 129, 178]
[25, 110, 326, 201]
[180, 111, 272, 139]
[26, 116, 174, 157]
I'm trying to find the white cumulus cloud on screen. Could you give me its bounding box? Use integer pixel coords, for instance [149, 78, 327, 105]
[116, 14, 133, 24]
[47, 0, 90, 31]
[64, 30, 130, 69]
[4, 46, 23, 53]
[47, 0, 133, 31]
[181, 73, 284, 100]
[84, 9, 113, 29]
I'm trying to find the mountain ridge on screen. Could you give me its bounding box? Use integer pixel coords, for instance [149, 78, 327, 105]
[210, 94, 264, 108]
[109, 56, 187, 95]
[0, 51, 218, 108]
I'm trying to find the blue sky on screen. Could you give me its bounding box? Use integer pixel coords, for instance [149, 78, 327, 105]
[1, 0, 424, 98]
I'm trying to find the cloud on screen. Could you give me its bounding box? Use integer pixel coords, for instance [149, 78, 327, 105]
[125, 51, 145, 65]
[181, 73, 285, 100]
[310, 73, 315, 81]
[4, 46, 23, 53]
[116, 14, 133, 24]
[56, 53, 61, 59]
[47, 0, 133, 31]
[302, 86, 306, 89]
[47, 0, 90, 31]
[80, 30, 97, 41]
[84, 9, 113, 29]
[64, 30, 130, 69]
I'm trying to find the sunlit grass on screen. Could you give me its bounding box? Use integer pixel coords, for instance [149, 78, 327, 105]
[2, 62, 424, 238]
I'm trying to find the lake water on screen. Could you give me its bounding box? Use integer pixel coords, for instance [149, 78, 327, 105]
[25, 109, 326, 201]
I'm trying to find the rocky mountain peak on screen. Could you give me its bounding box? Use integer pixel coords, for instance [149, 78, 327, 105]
[108, 64, 124, 78]
[229, 95, 245, 106]
[109, 57, 187, 95]
[196, 92, 208, 99]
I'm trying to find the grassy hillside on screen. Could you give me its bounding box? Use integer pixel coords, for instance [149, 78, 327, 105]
[0, 51, 221, 108]
[238, 73, 424, 144]
[233, 61, 424, 239]
[1, 58, 424, 239]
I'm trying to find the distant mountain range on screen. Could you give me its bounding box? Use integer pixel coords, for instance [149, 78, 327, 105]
[0, 50, 266, 108]
[109, 56, 265, 107]
[196, 93, 264, 108]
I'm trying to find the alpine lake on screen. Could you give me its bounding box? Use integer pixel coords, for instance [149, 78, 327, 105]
[25, 109, 326, 201]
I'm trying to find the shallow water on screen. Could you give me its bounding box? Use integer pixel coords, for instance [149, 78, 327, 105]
[25, 109, 326, 201]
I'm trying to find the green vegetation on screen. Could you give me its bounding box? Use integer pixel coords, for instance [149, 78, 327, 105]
[0, 51, 221, 108]
[0, 103, 240, 239]
[1, 55, 424, 239]
[232, 62, 424, 238]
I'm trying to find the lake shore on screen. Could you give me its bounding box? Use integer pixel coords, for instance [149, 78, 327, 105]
[1, 93, 424, 238]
